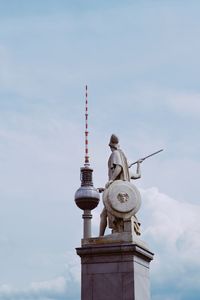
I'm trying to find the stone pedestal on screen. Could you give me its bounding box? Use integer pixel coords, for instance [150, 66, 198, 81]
[76, 240, 154, 300]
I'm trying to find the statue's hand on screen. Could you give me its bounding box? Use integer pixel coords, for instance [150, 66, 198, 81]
[97, 187, 105, 193]
[105, 180, 113, 189]
[137, 159, 144, 164]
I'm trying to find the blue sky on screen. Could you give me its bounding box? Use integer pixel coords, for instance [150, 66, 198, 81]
[0, 1, 200, 299]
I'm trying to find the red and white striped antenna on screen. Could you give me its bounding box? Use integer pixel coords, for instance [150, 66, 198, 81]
[84, 85, 90, 166]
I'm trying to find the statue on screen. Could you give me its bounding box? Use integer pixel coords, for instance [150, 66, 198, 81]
[99, 134, 143, 236]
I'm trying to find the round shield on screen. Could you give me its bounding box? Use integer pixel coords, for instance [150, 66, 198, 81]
[103, 180, 141, 218]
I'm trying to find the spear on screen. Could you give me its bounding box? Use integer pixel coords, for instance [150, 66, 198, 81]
[128, 149, 164, 168]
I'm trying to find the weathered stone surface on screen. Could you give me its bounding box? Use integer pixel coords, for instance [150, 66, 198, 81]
[104, 180, 141, 216]
[76, 242, 154, 300]
[82, 231, 149, 249]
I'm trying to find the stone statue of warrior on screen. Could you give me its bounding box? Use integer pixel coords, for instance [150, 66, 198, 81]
[99, 134, 143, 236]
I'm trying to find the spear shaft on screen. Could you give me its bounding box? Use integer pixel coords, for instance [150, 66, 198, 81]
[129, 149, 163, 168]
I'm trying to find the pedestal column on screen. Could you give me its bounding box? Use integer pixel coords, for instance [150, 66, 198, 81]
[76, 242, 154, 300]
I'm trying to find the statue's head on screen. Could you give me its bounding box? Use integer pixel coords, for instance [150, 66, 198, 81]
[109, 134, 119, 150]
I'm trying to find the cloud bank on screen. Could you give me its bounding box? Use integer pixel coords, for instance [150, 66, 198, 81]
[1, 187, 200, 300]
[0, 277, 69, 300]
[140, 188, 200, 300]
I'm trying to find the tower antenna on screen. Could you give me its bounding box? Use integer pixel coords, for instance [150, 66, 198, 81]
[85, 85, 89, 166]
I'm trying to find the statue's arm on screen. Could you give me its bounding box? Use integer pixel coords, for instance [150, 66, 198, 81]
[110, 164, 122, 181]
[105, 164, 122, 188]
[130, 161, 142, 179]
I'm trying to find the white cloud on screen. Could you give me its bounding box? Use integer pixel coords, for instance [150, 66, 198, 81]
[0, 277, 68, 300]
[167, 92, 200, 116]
[64, 252, 81, 284]
[140, 187, 200, 299]
[30, 277, 67, 294]
[0, 251, 81, 299]
[131, 85, 200, 117]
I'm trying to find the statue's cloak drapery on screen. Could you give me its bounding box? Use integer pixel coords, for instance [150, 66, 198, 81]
[108, 149, 130, 181]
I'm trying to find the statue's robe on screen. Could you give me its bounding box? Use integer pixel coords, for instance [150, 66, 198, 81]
[108, 149, 130, 181]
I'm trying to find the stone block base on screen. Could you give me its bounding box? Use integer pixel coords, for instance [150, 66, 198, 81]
[76, 242, 154, 300]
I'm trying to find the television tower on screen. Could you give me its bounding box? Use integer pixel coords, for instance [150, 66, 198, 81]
[74, 85, 100, 239]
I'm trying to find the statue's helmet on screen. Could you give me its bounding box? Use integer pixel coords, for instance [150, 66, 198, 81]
[109, 134, 119, 149]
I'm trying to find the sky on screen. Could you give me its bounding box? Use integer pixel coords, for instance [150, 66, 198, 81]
[0, 1, 200, 299]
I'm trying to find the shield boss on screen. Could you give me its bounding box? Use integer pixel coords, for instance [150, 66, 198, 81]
[104, 180, 141, 215]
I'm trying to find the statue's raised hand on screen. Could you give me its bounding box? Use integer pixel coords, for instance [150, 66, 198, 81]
[137, 159, 144, 164]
